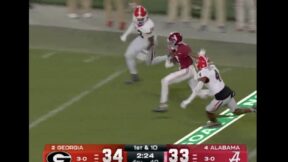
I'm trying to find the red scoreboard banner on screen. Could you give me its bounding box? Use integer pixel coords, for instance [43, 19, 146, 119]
[43, 144, 247, 162]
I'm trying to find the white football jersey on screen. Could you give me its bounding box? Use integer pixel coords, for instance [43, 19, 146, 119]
[133, 18, 155, 39]
[197, 65, 225, 95]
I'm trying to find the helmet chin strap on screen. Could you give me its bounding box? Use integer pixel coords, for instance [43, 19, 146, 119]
[137, 22, 144, 27]
[136, 16, 148, 27]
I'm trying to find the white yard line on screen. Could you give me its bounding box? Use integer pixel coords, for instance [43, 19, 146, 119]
[221, 68, 232, 73]
[41, 52, 57, 59]
[83, 56, 100, 63]
[30, 47, 121, 57]
[174, 91, 257, 144]
[29, 69, 125, 129]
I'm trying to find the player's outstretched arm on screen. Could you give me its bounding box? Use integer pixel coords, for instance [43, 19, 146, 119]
[180, 78, 205, 109]
[120, 23, 134, 42]
[164, 56, 175, 68]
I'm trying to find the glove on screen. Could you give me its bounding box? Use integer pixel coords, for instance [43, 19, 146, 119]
[165, 59, 174, 68]
[120, 35, 127, 42]
[180, 100, 190, 109]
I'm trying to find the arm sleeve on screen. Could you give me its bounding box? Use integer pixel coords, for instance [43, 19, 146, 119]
[121, 22, 134, 38]
[185, 81, 204, 103]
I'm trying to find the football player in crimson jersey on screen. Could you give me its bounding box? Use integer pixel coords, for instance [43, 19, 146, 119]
[154, 32, 210, 112]
[120, 5, 167, 84]
[180, 52, 256, 127]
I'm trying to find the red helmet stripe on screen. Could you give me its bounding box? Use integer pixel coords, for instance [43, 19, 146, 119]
[134, 6, 147, 17]
[197, 56, 208, 70]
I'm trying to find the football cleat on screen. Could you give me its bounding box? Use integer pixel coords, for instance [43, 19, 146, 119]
[125, 74, 140, 85]
[251, 105, 257, 112]
[153, 104, 168, 112]
[180, 100, 189, 109]
[203, 121, 222, 128]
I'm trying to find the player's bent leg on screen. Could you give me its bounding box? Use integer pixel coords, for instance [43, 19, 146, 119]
[155, 68, 192, 111]
[124, 52, 140, 84]
[136, 52, 148, 62]
[169, 67, 193, 84]
[198, 89, 212, 99]
[206, 99, 222, 112]
[159, 77, 170, 104]
[159, 69, 190, 104]
[188, 78, 211, 98]
[203, 99, 223, 127]
[188, 78, 198, 90]
[124, 38, 145, 84]
[226, 97, 256, 115]
[204, 111, 222, 128]
[153, 75, 173, 112]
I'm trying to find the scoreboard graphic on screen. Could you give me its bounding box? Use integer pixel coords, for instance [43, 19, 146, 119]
[43, 144, 247, 162]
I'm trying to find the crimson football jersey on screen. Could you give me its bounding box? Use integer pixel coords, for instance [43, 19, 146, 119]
[171, 43, 193, 69]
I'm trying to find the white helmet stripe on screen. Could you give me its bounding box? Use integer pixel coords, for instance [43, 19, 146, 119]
[173, 34, 177, 41]
[138, 7, 141, 17]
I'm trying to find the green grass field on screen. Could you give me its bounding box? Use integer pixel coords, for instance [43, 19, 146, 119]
[29, 26, 256, 162]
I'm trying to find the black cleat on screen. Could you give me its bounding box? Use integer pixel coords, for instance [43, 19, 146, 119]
[153, 107, 168, 112]
[125, 74, 140, 85]
[251, 105, 257, 112]
[153, 104, 168, 112]
[125, 79, 138, 84]
[203, 121, 222, 128]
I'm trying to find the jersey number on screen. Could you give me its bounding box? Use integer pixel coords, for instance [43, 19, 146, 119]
[214, 70, 222, 82]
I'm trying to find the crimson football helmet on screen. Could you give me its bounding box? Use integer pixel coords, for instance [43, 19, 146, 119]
[133, 5, 148, 27]
[167, 32, 183, 51]
[197, 55, 209, 70]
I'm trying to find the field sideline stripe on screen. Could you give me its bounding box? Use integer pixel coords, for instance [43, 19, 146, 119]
[29, 69, 125, 129]
[30, 47, 119, 57]
[174, 91, 256, 144]
[83, 56, 100, 63]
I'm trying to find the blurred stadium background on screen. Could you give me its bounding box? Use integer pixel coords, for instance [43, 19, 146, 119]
[29, 1, 256, 162]
[31, 0, 237, 20]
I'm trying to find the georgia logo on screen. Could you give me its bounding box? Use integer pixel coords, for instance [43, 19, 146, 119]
[46, 152, 72, 162]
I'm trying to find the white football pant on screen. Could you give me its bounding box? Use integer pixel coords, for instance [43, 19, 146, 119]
[160, 65, 196, 104]
[125, 36, 167, 75]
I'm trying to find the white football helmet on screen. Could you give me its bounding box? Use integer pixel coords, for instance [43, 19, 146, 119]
[133, 5, 148, 27]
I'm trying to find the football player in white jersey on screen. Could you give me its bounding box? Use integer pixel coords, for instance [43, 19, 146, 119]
[180, 52, 256, 127]
[120, 5, 167, 84]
